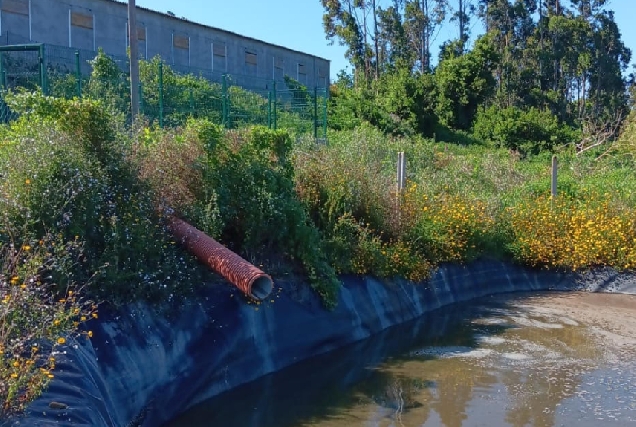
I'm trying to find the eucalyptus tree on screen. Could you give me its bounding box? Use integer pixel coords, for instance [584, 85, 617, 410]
[320, 0, 368, 81]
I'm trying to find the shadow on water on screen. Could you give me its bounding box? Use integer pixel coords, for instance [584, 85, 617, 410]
[163, 299, 505, 427]
[164, 293, 629, 427]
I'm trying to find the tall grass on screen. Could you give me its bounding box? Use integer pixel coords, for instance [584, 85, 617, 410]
[293, 124, 636, 273]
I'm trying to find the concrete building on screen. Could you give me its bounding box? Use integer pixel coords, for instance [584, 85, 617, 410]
[0, 0, 330, 88]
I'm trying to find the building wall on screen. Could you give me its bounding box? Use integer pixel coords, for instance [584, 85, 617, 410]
[1, 0, 330, 89]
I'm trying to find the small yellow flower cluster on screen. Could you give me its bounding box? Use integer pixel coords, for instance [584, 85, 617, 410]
[402, 189, 494, 264]
[1, 240, 97, 418]
[350, 237, 433, 282]
[507, 195, 636, 270]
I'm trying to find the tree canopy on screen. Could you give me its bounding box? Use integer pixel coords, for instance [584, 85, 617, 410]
[320, 0, 633, 153]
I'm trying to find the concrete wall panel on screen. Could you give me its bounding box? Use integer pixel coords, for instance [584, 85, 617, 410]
[1, 10, 29, 42]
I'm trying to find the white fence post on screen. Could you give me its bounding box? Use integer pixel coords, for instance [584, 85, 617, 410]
[551, 155, 558, 198]
[397, 151, 406, 192]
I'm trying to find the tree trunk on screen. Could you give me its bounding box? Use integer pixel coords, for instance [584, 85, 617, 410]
[363, 3, 372, 81]
[372, 0, 379, 79]
[423, 0, 429, 71]
[539, 0, 543, 89]
[459, 0, 465, 41]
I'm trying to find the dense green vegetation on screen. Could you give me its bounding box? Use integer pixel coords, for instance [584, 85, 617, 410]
[323, 0, 633, 155]
[47, 49, 323, 136]
[2, 0, 636, 418]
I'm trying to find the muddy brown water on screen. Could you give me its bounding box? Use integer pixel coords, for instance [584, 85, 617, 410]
[165, 292, 636, 427]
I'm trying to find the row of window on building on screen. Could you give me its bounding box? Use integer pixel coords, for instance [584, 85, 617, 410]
[75, 10, 327, 84]
[0, 0, 328, 85]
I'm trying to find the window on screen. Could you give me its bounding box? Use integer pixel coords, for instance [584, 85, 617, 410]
[1, 0, 29, 43]
[137, 26, 147, 59]
[71, 12, 93, 30]
[297, 63, 307, 85]
[245, 49, 257, 75]
[273, 56, 284, 81]
[137, 26, 146, 41]
[70, 11, 94, 50]
[2, 0, 28, 16]
[212, 42, 226, 72]
[173, 34, 189, 50]
[172, 33, 190, 66]
[318, 67, 328, 87]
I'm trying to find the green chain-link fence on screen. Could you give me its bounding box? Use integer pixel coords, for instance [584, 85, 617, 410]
[0, 42, 328, 138]
[0, 44, 46, 122]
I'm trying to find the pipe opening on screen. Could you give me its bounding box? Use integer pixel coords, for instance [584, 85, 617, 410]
[250, 275, 273, 300]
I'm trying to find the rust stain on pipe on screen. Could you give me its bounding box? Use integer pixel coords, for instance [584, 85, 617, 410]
[167, 217, 273, 301]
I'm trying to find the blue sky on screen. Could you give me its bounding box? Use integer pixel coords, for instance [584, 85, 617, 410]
[136, 0, 636, 80]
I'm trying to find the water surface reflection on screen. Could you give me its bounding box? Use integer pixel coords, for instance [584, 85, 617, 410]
[165, 293, 636, 427]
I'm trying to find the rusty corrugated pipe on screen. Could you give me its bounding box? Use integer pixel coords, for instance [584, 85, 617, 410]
[167, 217, 273, 301]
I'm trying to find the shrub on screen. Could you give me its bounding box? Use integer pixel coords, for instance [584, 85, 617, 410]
[294, 125, 500, 279]
[85, 48, 130, 115]
[615, 109, 636, 164]
[0, 234, 96, 418]
[505, 195, 636, 270]
[205, 126, 339, 306]
[402, 185, 495, 263]
[434, 35, 498, 130]
[473, 106, 580, 155]
[132, 122, 209, 216]
[327, 71, 437, 137]
[0, 92, 203, 303]
[134, 122, 339, 307]
[326, 213, 432, 282]
[294, 124, 396, 236]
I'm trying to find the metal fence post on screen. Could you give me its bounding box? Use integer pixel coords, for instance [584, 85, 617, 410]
[322, 88, 328, 139]
[0, 54, 4, 91]
[75, 50, 82, 98]
[158, 61, 164, 128]
[267, 85, 272, 129]
[397, 152, 406, 191]
[551, 155, 558, 198]
[272, 81, 277, 130]
[39, 44, 47, 95]
[222, 74, 228, 127]
[189, 88, 194, 116]
[313, 86, 318, 139]
[138, 82, 143, 115]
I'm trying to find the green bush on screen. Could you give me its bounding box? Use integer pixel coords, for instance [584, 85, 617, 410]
[615, 109, 636, 164]
[134, 122, 339, 307]
[327, 71, 437, 137]
[204, 126, 339, 306]
[434, 35, 498, 130]
[0, 92, 203, 302]
[294, 124, 396, 235]
[0, 233, 97, 418]
[325, 213, 432, 282]
[44, 51, 320, 135]
[473, 105, 580, 155]
[85, 48, 130, 115]
[140, 57, 224, 127]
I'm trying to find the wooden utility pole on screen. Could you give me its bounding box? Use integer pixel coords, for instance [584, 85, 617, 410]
[128, 0, 140, 118]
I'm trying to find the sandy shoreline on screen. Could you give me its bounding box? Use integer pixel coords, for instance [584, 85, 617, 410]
[517, 292, 636, 362]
